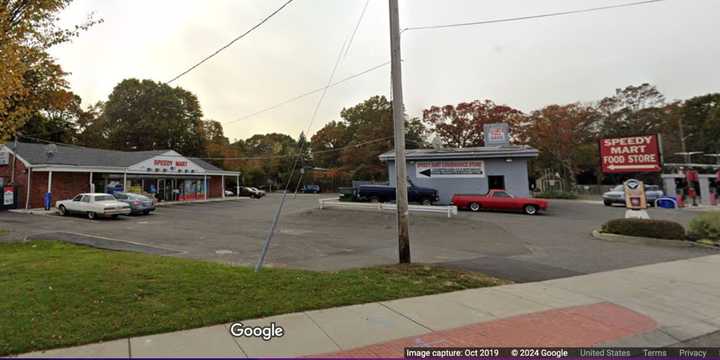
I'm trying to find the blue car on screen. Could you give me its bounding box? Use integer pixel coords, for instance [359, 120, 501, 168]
[113, 192, 156, 215]
[303, 184, 321, 194]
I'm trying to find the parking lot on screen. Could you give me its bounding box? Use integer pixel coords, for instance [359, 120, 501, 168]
[0, 194, 715, 282]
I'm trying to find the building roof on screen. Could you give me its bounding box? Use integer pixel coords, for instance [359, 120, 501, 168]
[4, 142, 233, 174]
[379, 145, 539, 161]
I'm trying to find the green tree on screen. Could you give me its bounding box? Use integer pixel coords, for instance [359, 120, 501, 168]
[310, 121, 351, 169]
[103, 79, 206, 156]
[596, 83, 667, 138]
[680, 93, 720, 159]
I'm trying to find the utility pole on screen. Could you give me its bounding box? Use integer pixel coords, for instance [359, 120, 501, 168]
[678, 117, 688, 164]
[388, 0, 411, 263]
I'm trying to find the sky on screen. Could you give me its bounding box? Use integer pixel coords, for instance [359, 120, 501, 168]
[50, 0, 720, 143]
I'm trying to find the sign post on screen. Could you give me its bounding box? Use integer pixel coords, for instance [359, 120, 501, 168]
[600, 135, 662, 174]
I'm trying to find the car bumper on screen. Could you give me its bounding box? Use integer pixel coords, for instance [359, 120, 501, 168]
[103, 208, 132, 216]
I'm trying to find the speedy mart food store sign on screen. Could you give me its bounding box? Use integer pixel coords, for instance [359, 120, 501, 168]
[600, 135, 662, 174]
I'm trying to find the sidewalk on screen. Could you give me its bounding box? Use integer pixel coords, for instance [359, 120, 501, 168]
[18, 254, 720, 358]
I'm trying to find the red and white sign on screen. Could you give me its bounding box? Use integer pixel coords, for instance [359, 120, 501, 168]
[600, 135, 662, 174]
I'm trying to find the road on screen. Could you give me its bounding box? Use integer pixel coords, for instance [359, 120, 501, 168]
[0, 194, 715, 282]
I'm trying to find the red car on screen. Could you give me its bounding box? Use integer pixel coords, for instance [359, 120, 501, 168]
[451, 189, 549, 215]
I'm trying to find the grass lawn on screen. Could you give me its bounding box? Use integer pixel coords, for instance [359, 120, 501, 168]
[1, 241, 508, 355]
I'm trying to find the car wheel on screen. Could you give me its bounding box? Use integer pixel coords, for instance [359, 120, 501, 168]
[469, 202, 481, 212]
[58, 205, 67, 216]
[143, 210, 151, 215]
[111, 215, 119, 219]
[421, 198, 432, 206]
[603, 200, 612, 206]
[87, 212, 96, 220]
[370, 196, 380, 203]
[524, 204, 539, 215]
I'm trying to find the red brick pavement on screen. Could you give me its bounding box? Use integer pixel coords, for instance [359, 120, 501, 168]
[316, 302, 657, 358]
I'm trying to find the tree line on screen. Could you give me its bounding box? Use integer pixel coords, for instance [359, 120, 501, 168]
[3, 1, 719, 191]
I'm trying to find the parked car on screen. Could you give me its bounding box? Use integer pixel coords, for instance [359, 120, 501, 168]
[357, 181, 439, 205]
[224, 190, 235, 197]
[56, 193, 131, 219]
[602, 185, 664, 206]
[303, 184, 321, 194]
[451, 189, 549, 215]
[239, 186, 266, 199]
[113, 192, 156, 215]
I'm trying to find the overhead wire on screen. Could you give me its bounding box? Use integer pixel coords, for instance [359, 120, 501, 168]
[166, 0, 296, 84]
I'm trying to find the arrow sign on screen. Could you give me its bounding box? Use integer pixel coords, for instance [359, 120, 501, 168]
[608, 164, 660, 170]
[419, 169, 432, 178]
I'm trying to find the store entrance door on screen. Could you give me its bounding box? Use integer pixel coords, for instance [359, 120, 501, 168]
[158, 179, 169, 201]
[488, 175, 506, 191]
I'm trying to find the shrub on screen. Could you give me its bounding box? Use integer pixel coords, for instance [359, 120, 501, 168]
[688, 212, 720, 241]
[601, 218, 686, 240]
[534, 191, 578, 200]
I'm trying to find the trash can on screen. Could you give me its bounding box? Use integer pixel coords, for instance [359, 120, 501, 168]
[656, 196, 678, 209]
[43, 192, 52, 211]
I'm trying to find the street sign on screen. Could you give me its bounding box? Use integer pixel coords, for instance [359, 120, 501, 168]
[484, 123, 510, 146]
[416, 160, 485, 178]
[600, 135, 662, 174]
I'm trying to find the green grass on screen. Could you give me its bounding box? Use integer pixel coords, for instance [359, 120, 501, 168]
[0, 228, 7, 236]
[0, 241, 508, 355]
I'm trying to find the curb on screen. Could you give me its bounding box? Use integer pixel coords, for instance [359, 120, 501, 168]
[591, 230, 719, 249]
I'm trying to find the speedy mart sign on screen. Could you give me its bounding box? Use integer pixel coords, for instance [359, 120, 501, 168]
[600, 135, 662, 174]
[416, 160, 485, 178]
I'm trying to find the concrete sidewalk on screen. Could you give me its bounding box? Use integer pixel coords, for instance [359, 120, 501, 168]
[19, 254, 720, 358]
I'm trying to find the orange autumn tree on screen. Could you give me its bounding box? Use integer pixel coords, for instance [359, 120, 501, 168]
[422, 99, 523, 148]
[517, 104, 600, 186]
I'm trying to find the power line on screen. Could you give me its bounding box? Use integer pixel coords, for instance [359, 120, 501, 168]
[343, 0, 371, 62]
[255, 2, 373, 272]
[166, 0, 296, 84]
[224, 62, 390, 126]
[402, 0, 664, 32]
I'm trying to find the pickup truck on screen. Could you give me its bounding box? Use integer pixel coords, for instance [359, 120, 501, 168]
[451, 189, 548, 215]
[357, 182, 439, 205]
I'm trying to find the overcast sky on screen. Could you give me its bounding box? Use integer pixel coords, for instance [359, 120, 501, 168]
[51, 0, 719, 142]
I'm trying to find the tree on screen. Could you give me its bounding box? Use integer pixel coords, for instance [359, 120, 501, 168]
[596, 83, 666, 138]
[422, 99, 523, 148]
[518, 104, 600, 186]
[74, 101, 107, 148]
[103, 79, 206, 156]
[310, 121, 351, 169]
[0, 0, 100, 141]
[679, 93, 720, 159]
[337, 95, 427, 180]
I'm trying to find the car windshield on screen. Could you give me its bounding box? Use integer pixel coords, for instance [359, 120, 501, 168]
[128, 194, 149, 200]
[94, 195, 116, 202]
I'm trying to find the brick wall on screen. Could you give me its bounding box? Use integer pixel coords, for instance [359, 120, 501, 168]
[209, 176, 223, 198]
[25, 171, 91, 209]
[0, 158, 29, 208]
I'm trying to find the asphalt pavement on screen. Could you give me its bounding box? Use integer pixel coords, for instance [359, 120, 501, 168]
[0, 194, 716, 282]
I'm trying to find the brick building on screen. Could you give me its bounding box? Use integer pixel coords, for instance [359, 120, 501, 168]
[0, 142, 240, 209]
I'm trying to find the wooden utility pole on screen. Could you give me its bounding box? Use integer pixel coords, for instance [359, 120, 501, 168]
[388, 0, 411, 263]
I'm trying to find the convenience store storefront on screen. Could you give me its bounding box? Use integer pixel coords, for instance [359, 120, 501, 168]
[0, 142, 241, 209]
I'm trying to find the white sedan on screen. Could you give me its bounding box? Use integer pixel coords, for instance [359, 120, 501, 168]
[56, 193, 132, 219]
